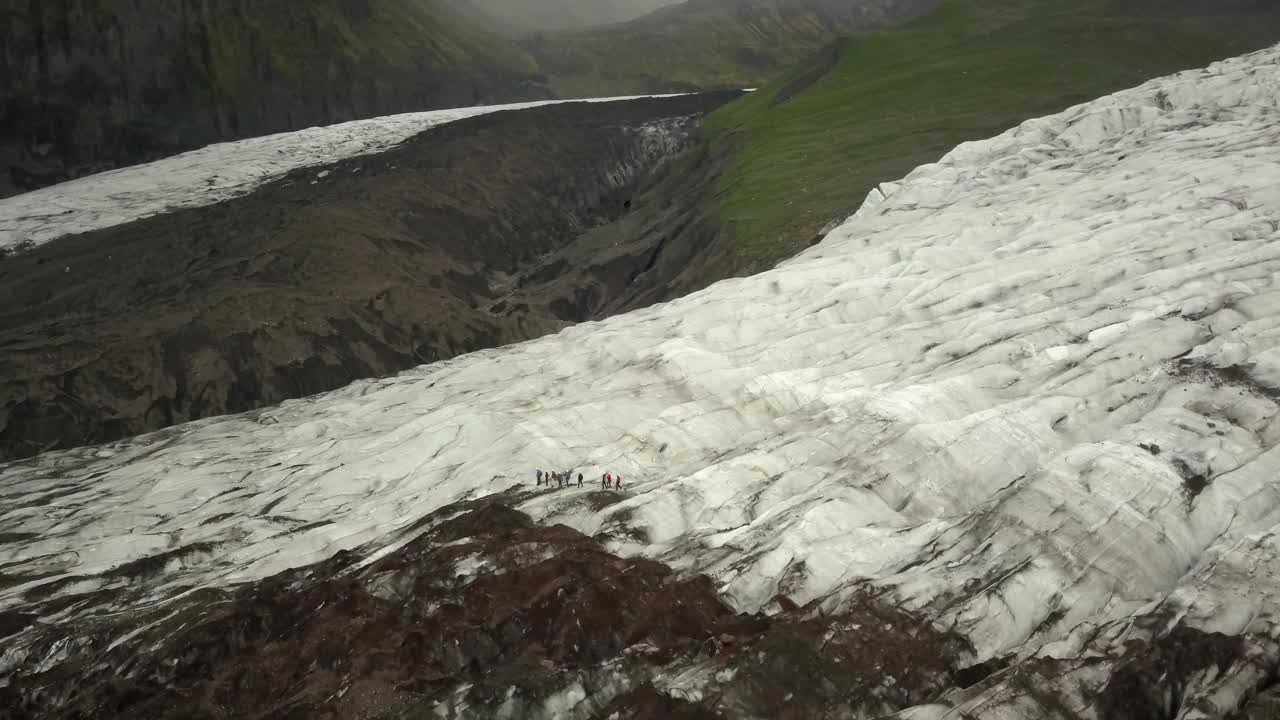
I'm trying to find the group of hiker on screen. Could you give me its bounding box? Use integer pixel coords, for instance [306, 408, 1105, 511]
[535, 468, 623, 491]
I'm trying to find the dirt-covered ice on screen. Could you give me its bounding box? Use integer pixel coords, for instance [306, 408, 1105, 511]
[0, 94, 683, 251]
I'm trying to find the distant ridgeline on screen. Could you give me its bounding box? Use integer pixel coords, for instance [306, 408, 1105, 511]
[0, 0, 552, 198]
[444, 0, 681, 34]
[521, 0, 945, 97]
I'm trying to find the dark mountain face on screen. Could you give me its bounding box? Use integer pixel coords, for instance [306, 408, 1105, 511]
[0, 0, 551, 199]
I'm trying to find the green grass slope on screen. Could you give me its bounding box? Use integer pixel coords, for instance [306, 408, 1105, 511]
[524, 0, 939, 97]
[703, 0, 1280, 271]
[203, 0, 543, 97]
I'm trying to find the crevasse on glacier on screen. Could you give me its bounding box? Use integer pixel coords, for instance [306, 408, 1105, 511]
[4, 46, 1280, 717]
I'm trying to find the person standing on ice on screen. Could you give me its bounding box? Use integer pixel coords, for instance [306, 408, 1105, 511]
[606, 472, 613, 489]
[615, 473, 623, 491]
[536, 469, 543, 486]
[578, 473, 584, 487]
[601, 472, 607, 489]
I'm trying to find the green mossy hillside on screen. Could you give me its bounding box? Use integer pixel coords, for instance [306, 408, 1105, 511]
[703, 0, 1280, 271]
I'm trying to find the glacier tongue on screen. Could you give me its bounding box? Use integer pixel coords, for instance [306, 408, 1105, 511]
[0, 93, 686, 250]
[4, 45, 1280, 717]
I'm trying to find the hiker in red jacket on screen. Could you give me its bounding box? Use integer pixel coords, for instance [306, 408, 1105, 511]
[605, 473, 612, 489]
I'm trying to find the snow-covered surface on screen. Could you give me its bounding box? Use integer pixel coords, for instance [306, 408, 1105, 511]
[5, 46, 1280, 715]
[0, 93, 683, 250]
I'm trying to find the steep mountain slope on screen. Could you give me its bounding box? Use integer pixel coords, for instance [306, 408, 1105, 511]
[0, 92, 741, 461]
[0, 0, 550, 198]
[4, 45, 1280, 718]
[446, 0, 680, 34]
[701, 0, 1280, 272]
[524, 0, 943, 97]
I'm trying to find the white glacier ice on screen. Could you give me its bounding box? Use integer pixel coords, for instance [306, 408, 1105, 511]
[3, 44, 1280, 716]
[0, 93, 685, 251]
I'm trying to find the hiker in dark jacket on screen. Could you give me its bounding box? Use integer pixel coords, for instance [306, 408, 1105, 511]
[536, 469, 543, 486]
[578, 473, 584, 487]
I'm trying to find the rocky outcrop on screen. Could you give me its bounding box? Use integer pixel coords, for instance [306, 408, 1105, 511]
[7, 489, 1267, 719]
[0, 92, 741, 461]
[0, 492, 969, 720]
[0, 0, 551, 198]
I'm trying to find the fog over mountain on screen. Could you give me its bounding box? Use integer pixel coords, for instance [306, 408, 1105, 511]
[448, 0, 681, 33]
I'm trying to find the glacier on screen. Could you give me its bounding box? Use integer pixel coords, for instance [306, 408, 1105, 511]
[4, 45, 1280, 717]
[0, 93, 684, 251]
